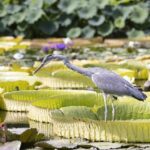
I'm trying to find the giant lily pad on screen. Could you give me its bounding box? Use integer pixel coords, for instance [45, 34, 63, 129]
[50, 97, 150, 142]
[28, 90, 102, 122]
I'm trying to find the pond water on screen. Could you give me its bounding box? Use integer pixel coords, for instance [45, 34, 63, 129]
[0, 110, 54, 137]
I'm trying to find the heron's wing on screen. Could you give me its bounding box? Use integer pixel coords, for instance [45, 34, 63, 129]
[90, 67, 146, 100]
[91, 68, 134, 96]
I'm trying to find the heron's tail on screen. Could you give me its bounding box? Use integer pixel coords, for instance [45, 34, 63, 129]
[130, 87, 147, 101]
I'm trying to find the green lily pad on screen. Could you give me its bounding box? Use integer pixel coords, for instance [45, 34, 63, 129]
[82, 26, 95, 38]
[88, 15, 105, 26]
[129, 5, 148, 24]
[127, 28, 145, 39]
[78, 5, 97, 19]
[114, 17, 125, 29]
[67, 27, 81, 38]
[98, 21, 114, 36]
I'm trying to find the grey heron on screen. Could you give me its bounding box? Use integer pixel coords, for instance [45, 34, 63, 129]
[34, 54, 147, 121]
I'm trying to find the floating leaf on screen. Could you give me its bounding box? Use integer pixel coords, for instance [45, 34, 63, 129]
[120, 6, 133, 19]
[37, 21, 59, 35]
[50, 69, 95, 88]
[25, 8, 44, 24]
[28, 0, 43, 9]
[0, 80, 34, 93]
[28, 90, 102, 122]
[114, 17, 125, 28]
[58, 0, 79, 14]
[34, 61, 67, 77]
[96, 0, 109, 9]
[78, 6, 97, 19]
[67, 27, 81, 38]
[51, 99, 150, 142]
[58, 15, 72, 27]
[129, 5, 149, 24]
[0, 7, 7, 17]
[88, 15, 105, 26]
[13, 12, 26, 23]
[98, 21, 114, 36]
[52, 106, 98, 121]
[44, 0, 57, 5]
[6, 5, 22, 14]
[127, 28, 145, 38]
[82, 26, 95, 38]
[2, 15, 15, 26]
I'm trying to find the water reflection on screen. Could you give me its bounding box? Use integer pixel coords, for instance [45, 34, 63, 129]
[29, 120, 53, 138]
[0, 111, 28, 127]
[0, 111, 53, 138]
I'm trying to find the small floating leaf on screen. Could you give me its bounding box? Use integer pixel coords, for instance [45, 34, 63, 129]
[98, 21, 114, 36]
[78, 5, 97, 19]
[129, 5, 148, 24]
[127, 28, 145, 38]
[67, 27, 81, 38]
[88, 15, 105, 26]
[114, 17, 125, 29]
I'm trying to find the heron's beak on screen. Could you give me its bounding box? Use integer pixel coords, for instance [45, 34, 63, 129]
[33, 54, 53, 75]
[33, 63, 45, 74]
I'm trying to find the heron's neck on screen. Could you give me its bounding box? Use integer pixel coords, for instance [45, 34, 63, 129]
[63, 59, 91, 77]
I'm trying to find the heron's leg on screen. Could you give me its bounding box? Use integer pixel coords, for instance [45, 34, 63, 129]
[102, 93, 108, 121]
[111, 98, 115, 121]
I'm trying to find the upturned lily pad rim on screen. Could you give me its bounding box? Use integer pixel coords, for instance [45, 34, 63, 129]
[3, 89, 100, 102]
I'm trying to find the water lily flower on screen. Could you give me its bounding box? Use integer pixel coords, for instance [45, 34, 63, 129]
[56, 43, 67, 50]
[13, 53, 24, 60]
[128, 41, 140, 48]
[63, 37, 73, 46]
[49, 44, 57, 50]
[42, 45, 50, 53]
[49, 43, 67, 50]
[42, 38, 73, 53]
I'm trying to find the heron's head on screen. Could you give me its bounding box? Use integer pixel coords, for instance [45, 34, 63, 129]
[33, 54, 67, 74]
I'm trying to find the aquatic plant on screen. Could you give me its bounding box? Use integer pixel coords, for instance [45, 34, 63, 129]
[28, 90, 102, 122]
[0, 0, 149, 38]
[51, 100, 150, 142]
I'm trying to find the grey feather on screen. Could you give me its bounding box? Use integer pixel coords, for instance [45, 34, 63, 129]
[90, 67, 147, 101]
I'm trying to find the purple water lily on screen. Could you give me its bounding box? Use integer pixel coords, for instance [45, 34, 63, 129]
[42, 38, 73, 53]
[42, 45, 50, 53]
[56, 43, 67, 50]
